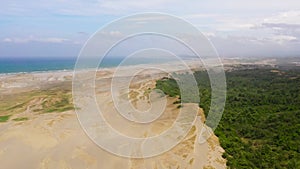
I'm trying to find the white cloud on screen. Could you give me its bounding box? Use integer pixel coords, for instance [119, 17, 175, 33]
[202, 32, 216, 38]
[99, 31, 123, 38]
[2, 36, 70, 43]
[269, 35, 298, 44]
[3, 38, 13, 42]
[263, 10, 300, 25]
[186, 10, 300, 48]
[252, 10, 300, 45]
[255, 10, 300, 32]
[38, 37, 69, 43]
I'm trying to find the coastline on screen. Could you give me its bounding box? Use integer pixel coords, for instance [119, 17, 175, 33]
[0, 56, 281, 77]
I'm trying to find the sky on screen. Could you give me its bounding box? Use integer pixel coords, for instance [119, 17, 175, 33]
[0, 0, 300, 58]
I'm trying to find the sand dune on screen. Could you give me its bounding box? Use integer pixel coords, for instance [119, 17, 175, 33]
[0, 64, 226, 169]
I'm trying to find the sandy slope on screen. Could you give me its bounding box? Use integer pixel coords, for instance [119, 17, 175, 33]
[0, 64, 226, 169]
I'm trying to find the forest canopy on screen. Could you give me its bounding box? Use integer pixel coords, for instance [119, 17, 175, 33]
[156, 67, 300, 169]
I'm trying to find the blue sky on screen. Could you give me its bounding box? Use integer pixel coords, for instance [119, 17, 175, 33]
[0, 0, 300, 58]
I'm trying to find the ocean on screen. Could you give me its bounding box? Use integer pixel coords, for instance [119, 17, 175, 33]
[0, 57, 175, 74]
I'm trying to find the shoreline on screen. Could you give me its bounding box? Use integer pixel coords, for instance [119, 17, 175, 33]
[0, 59, 202, 77]
[0, 56, 283, 77]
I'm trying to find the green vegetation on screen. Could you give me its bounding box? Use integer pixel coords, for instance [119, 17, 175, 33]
[156, 78, 180, 97]
[41, 90, 74, 113]
[12, 117, 29, 121]
[0, 115, 11, 122]
[156, 67, 300, 168]
[0, 88, 74, 120]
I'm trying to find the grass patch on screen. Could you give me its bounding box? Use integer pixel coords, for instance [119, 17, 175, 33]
[44, 106, 74, 113]
[41, 91, 74, 113]
[0, 88, 74, 116]
[6, 102, 27, 110]
[0, 115, 11, 122]
[12, 117, 29, 121]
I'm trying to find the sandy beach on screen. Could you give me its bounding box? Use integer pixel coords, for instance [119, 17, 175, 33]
[0, 62, 226, 169]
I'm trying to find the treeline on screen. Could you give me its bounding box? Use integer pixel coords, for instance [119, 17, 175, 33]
[156, 68, 300, 168]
